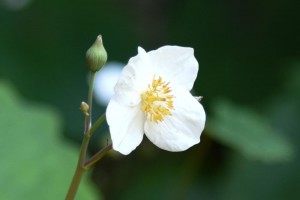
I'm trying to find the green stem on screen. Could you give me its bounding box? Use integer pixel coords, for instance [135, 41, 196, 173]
[66, 72, 111, 199]
[65, 134, 90, 200]
[84, 72, 96, 134]
[84, 143, 112, 169]
[65, 165, 85, 200]
[88, 113, 106, 137]
[66, 72, 95, 200]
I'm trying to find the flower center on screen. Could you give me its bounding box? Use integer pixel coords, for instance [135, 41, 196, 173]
[141, 76, 175, 123]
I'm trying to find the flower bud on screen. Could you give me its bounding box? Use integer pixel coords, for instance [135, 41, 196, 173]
[80, 101, 89, 116]
[86, 35, 107, 72]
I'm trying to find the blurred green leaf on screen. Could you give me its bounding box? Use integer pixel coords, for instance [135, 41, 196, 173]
[0, 81, 98, 200]
[207, 100, 294, 163]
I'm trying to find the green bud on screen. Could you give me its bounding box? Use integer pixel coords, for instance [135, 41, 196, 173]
[86, 35, 107, 72]
[80, 101, 89, 116]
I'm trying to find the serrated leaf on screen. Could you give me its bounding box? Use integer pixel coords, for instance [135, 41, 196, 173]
[207, 100, 294, 163]
[0, 81, 98, 200]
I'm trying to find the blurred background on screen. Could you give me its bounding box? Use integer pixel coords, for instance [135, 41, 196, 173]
[0, 0, 300, 199]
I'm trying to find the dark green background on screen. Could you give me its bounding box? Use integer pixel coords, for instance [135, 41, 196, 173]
[1, 0, 299, 199]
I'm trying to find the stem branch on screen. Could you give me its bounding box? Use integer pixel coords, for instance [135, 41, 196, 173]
[88, 113, 106, 137]
[84, 144, 112, 169]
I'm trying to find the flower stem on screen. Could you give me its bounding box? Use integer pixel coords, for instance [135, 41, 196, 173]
[88, 113, 106, 137]
[85, 72, 96, 134]
[66, 72, 96, 200]
[66, 71, 113, 199]
[65, 133, 90, 200]
[65, 166, 85, 200]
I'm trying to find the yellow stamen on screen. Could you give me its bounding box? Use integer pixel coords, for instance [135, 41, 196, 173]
[141, 76, 175, 123]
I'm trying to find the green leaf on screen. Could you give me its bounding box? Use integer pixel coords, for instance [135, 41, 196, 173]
[207, 100, 294, 163]
[0, 81, 98, 200]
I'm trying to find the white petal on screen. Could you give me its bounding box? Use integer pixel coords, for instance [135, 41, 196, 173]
[113, 47, 153, 106]
[138, 46, 146, 54]
[144, 85, 206, 151]
[147, 46, 199, 91]
[106, 97, 145, 155]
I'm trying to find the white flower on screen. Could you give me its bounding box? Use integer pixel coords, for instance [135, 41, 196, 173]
[106, 46, 206, 155]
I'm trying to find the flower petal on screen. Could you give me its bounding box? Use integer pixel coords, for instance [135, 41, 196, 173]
[113, 47, 153, 106]
[106, 97, 145, 155]
[144, 85, 206, 151]
[147, 46, 199, 91]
